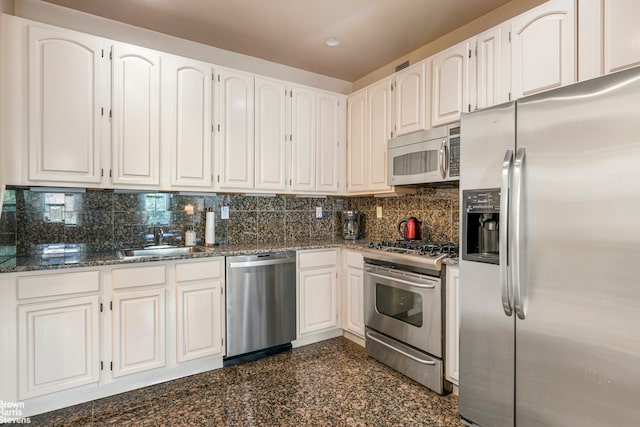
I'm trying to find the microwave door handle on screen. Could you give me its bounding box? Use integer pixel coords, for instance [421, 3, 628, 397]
[438, 139, 447, 179]
[500, 150, 514, 317]
[512, 147, 526, 320]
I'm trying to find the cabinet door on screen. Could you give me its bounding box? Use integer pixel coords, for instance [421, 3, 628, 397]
[603, 0, 640, 74]
[255, 77, 287, 191]
[28, 25, 104, 184]
[299, 267, 338, 335]
[432, 39, 475, 126]
[476, 24, 511, 109]
[394, 61, 427, 136]
[316, 92, 339, 193]
[218, 69, 254, 189]
[111, 43, 161, 186]
[18, 296, 99, 399]
[291, 86, 316, 192]
[367, 78, 393, 192]
[347, 89, 367, 192]
[176, 281, 223, 362]
[167, 56, 213, 188]
[445, 266, 460, 385]
[112, 288, 166, 377]
[344, 265, 364, 337]
[510, 0, 576, 99]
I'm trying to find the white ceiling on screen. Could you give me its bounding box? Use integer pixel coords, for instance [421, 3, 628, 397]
[43, 0, 512, 82]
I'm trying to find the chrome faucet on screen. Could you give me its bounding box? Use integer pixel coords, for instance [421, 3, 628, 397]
[153, 227, 165, 246]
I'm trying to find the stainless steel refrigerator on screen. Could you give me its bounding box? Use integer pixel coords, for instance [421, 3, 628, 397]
[458, 66, 640, 426]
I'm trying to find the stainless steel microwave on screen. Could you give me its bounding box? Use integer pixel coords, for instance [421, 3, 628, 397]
[387, 123, 460, 185]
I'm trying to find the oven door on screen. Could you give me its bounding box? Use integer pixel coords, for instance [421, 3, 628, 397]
[364, 264, 442, 357]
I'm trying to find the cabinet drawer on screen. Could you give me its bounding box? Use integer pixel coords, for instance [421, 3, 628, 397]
[17, 270, 100, 300]
[344, 250, 364, 268]
[175, 258, 223, 283]
[298, 249, 338, 269]
[112, 265, 166, 289]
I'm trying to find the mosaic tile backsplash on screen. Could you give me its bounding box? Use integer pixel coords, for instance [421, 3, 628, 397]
[350, 185, 460, 243]
[0, 185, 459, 256]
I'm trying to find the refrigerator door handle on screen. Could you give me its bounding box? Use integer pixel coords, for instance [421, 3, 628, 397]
[438, 138, 448, 179]
[501, 149, 514, 316]
[512, 147, 526, 319]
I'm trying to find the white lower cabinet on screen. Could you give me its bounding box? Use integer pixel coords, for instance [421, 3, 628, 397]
[175, 258, 225, 362]
[445, 265, 460, 386]
[18, 295, 100, 399]
[111, 287, 166, 378]
[110, 264, 167, 377]
[342, 250, 364, 338]
[15, 270, 101, 400]
[297, 249, 340, 341]
[4, 259, 227, 417]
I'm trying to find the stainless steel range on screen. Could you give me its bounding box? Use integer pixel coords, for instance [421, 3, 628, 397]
[362, 240, 458, 395]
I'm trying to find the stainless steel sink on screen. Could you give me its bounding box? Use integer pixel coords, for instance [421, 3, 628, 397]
[117, 245, 208, 259]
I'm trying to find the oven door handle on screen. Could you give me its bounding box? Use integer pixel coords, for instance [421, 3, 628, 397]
[366, 331, 436, 365]
[366, 272, 436, 289]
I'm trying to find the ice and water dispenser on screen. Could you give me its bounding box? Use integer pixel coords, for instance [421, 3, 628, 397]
[461, 189, 501, 265]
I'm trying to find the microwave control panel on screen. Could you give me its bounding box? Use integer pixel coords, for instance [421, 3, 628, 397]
[448, 125, 460, 178]
[449, 136, 460, 177]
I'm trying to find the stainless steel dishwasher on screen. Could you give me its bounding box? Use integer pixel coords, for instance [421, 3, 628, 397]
[225, 252, 296, 359]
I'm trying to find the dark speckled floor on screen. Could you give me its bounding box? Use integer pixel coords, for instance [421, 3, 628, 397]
[30, 337, 463, 426]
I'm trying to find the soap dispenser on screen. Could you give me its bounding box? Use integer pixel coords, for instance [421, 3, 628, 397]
[185, 225, 196, 246]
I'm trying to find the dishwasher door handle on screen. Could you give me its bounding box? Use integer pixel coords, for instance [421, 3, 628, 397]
[228, 258, 295, 269]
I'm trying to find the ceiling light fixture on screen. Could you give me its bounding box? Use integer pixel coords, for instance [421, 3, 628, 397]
[325, 37, 341, 47]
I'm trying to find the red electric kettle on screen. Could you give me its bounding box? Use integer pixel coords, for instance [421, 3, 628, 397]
[398, 217, 422, 240]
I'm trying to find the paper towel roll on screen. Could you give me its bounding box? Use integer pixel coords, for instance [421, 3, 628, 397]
[205, 208, 215, 245]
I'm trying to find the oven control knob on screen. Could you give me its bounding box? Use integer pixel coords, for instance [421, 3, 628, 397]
[376, 243, 382, 250]
[368, 242, 374, 248]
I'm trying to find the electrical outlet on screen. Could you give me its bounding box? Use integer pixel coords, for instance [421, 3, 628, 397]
[376, 206, 383, 218]
[315, 206, 323, 218]
[221, 206, 229, 219]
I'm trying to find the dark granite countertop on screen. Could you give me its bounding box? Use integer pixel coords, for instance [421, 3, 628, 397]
[0, 240, 373, 273]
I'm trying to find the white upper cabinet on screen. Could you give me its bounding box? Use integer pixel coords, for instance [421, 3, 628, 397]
[367, 79, 393, 192]
[217, 68, 255, 190]
[476, 24, 511, 109]
[255, 77, 287, 191]
[346, 89, 367, 192]
[316, 92, 340, 193]
[27, 25, 104, 184]
[431, 38, 476, 126]
[111, 43, 161, 187]
[291, 86, 341, 193]
[165, 56, 213, 189]
[346, 79, 392, 194]
[394, 60, 430, 136]
[510, 0, 576, 99]
[578, 0, 640, 81]
[291, 86, 316, 192]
